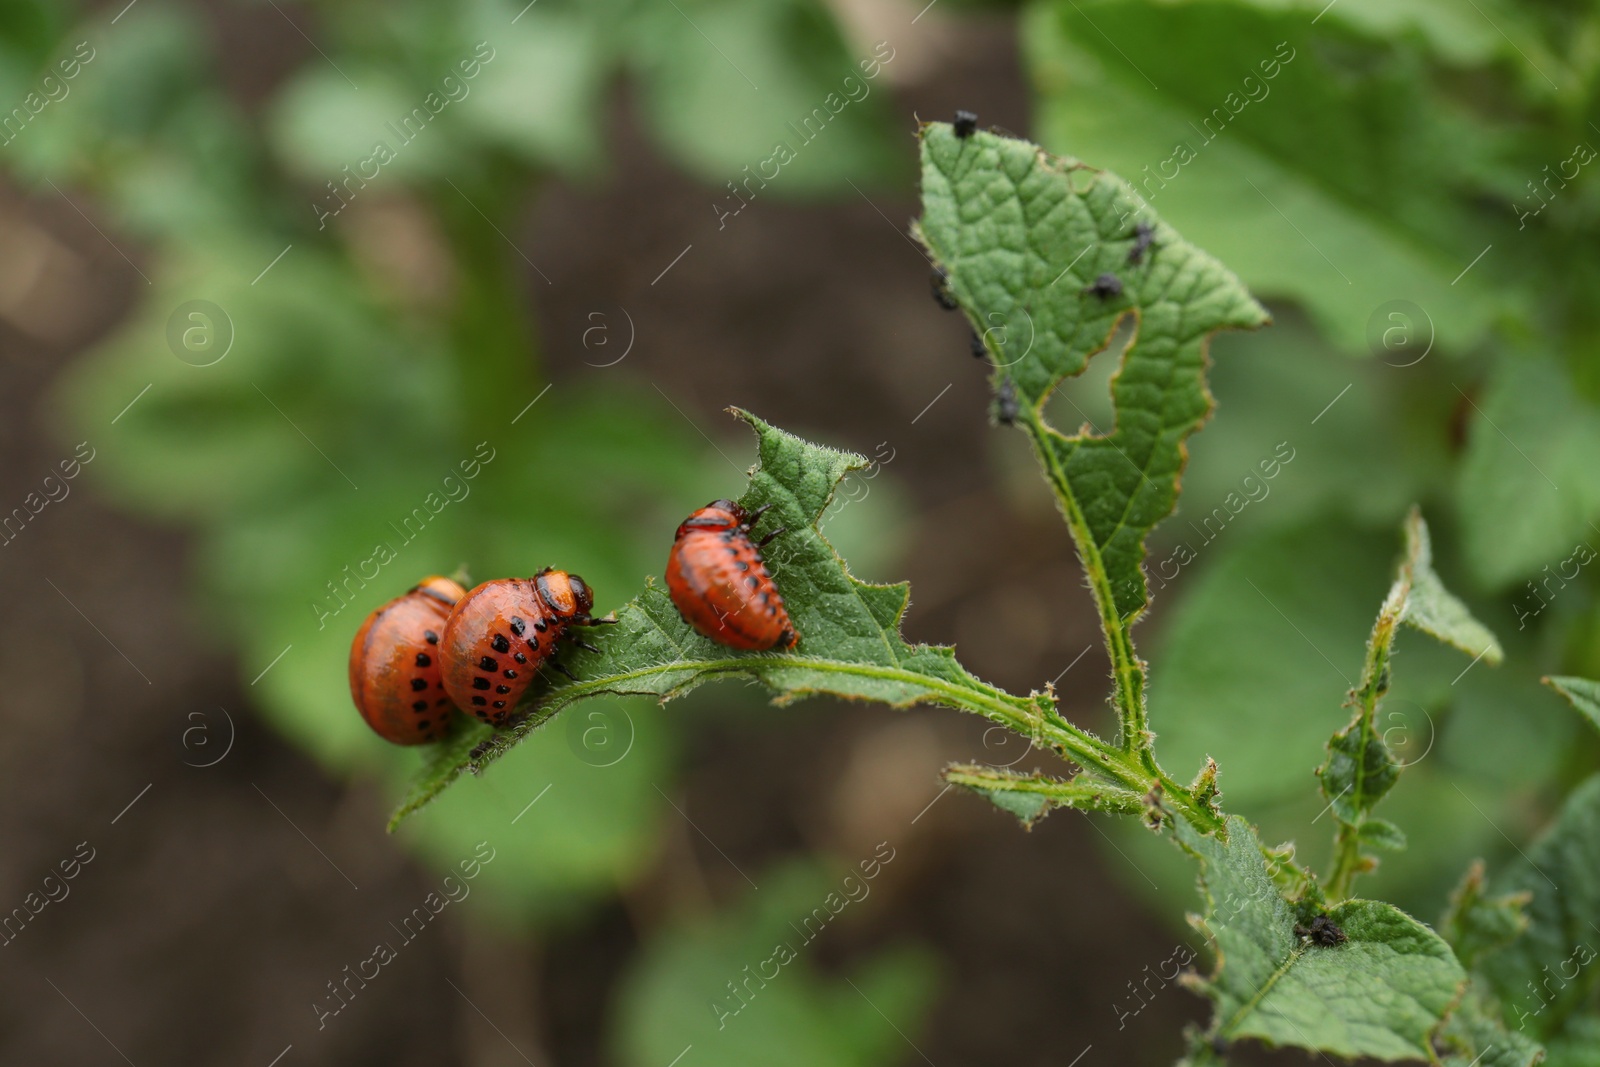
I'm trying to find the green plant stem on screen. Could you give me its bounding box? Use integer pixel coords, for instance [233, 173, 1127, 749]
[503, 654, 1223, 834]
[1017, 407, 1155, 772]
[1324, 600, 1398, 902]
[943, 764, 1147, 817]
[1325, 823, 1364, 902]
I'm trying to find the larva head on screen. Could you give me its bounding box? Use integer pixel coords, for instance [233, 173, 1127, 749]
[675, 499, 743, 539]
[534, 568, 594, 620]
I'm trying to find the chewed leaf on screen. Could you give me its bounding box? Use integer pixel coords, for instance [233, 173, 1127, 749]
[1319, 510, 1502, 871]
[1176, 815, 1465, 1060]
[942, 763, 1145, 828]
[915, 122, 1268, 624]
[390, 410, 1107, 830]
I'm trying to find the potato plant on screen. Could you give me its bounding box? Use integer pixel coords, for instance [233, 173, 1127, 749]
[398, 123, 1600, 1064]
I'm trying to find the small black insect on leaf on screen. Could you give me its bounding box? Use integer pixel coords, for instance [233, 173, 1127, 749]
[969, 329, 988, 360]
[931, 267, 959, 310]
[996, 378, 1020, 425]
[953, 110, 978, 139]
[1084, 272, 1123, 300]
[1127, 220, 1156, 265]
[1293, 914, 1347, 947]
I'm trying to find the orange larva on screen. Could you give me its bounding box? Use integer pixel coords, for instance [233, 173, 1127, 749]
[665, 500, 797, 651]
[439, 569, 603, 727]
[348, 576, 466, 745]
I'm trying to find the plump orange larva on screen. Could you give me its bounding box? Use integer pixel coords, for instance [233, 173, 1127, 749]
[665, 499, 797, 651]
[348, 576, 466, 745]
[439, 569, 601, 727]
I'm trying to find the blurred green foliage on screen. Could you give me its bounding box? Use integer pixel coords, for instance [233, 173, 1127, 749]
[615, 860, 935, 1067]
[1024, 0, 1600, 955]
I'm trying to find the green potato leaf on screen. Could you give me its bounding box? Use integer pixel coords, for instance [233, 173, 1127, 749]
[1543, 676, 1600, 738]
[913, 119, 1267, 756]
[1177, 815, 1467, 1060]
[1479, 775, 1600, 1041]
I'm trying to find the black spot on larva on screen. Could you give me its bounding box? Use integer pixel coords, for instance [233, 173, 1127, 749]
[478, 656, 497, 672]
[471, 696, 487, 706]
[747, 576, 760, 589]
[415, 652, 431, 667]
[412, 700, 428, 712]
[735, 560, 749, 571]
[474, 710, 488, 721]
[510, 616, 526, 636]
[410, 678, 427, 692]
[513, 652, 527, 664]
[473, 677, 491, 690]
[496, 685, 511, 694]
[503, 669, 517, 679]
[534, 620, 548, 633]
[527, 637, 539, 650]
[424, 630, 439, 645]
[436, 698, 450, 707]
[491, 634, 510, 654]
[493, 700, 506, 709]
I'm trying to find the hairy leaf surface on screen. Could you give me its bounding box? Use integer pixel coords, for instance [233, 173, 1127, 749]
[915, 121, 1268, 626]
[1177, 815, 1465, 1059]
